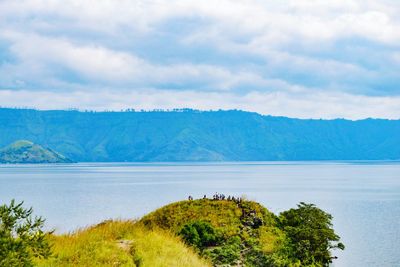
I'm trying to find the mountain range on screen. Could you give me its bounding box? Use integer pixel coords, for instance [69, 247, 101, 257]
[0, 108, 399, 162]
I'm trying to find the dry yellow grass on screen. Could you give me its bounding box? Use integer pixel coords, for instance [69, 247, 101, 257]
[35, 220, 210, 267]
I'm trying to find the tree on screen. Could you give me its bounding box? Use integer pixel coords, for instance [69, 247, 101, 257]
[0, 200, 51, 267]
[278, 202, 345, 266]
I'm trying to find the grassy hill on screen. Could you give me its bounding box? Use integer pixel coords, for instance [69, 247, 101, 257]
[0, 108, 399, 161]
[0, 140, 73, 164]
[139, 198, 286, 266]
[31, 198, 343, 266]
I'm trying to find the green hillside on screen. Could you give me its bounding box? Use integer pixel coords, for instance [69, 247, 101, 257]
[0, 108, 399, 161]
[0, 140, 73, 163]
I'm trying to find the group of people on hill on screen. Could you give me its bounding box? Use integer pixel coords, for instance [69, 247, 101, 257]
[212, 193, 226, 200]
[188, 193, 243, 203]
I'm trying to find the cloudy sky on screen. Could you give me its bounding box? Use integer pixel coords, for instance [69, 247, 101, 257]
[0, 0, 399, 119]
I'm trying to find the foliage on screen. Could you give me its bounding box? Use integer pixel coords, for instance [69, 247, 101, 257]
[179, 221, 220, 250]
[205, 236, 242, 265]
[179, 221, 245, 265]
[278, 202, 345, 266]
[0, 200, 51, 267]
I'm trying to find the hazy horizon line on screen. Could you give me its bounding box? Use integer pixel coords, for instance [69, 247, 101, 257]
[1, 106, 398, 121]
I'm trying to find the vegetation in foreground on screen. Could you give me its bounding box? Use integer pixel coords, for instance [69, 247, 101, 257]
[0, 200, 51, 266]
[1, 197, 344, 266]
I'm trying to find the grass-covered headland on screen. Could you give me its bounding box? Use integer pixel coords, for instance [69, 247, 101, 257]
[1, 196, 344, 267]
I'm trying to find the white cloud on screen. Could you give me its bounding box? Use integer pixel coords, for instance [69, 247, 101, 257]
[1, 32, 272, 90]
[11, 35, 143, 81]
[2, 0, 400, 44]
[0, 0, 399, 118]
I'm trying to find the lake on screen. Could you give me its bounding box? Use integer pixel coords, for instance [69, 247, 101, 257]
[0, 162, 399, 266]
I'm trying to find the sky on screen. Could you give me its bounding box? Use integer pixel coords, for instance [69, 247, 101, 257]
[0, 0, 399, 119]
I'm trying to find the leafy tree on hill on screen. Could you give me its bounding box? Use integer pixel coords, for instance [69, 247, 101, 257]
[179, 221, 220, 250]
[0, 200, 51, 267]
[278, 202, 345, 266]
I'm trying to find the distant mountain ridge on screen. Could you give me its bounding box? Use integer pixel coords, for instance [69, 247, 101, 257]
[0, 140, 73, 164]
[0, 108, 399, 162]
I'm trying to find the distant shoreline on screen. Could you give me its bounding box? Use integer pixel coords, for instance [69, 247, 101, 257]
[1, 160, 399, 165]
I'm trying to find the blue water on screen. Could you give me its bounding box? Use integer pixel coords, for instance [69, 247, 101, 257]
[0, 162, 399, 266]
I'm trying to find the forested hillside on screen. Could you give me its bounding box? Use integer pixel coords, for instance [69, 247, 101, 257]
[0, 108, 398, 161]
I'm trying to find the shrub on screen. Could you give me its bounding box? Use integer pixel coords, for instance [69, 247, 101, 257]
[178, 221, 220, 250]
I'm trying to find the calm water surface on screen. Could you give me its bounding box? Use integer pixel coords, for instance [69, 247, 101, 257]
[0, 162, 399, 267]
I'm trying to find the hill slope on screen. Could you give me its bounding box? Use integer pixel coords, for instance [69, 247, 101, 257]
[35, 220, 210, 267]
[0, 108, 399, 161]
[0, 140, 73, 163]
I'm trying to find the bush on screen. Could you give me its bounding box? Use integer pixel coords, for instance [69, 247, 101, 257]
[178, 221, 220, 250]
[0, 200, 51, 267]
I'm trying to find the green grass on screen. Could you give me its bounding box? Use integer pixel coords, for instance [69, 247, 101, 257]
[35, 220, 210, 267]
[140, 199, 278, 239]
